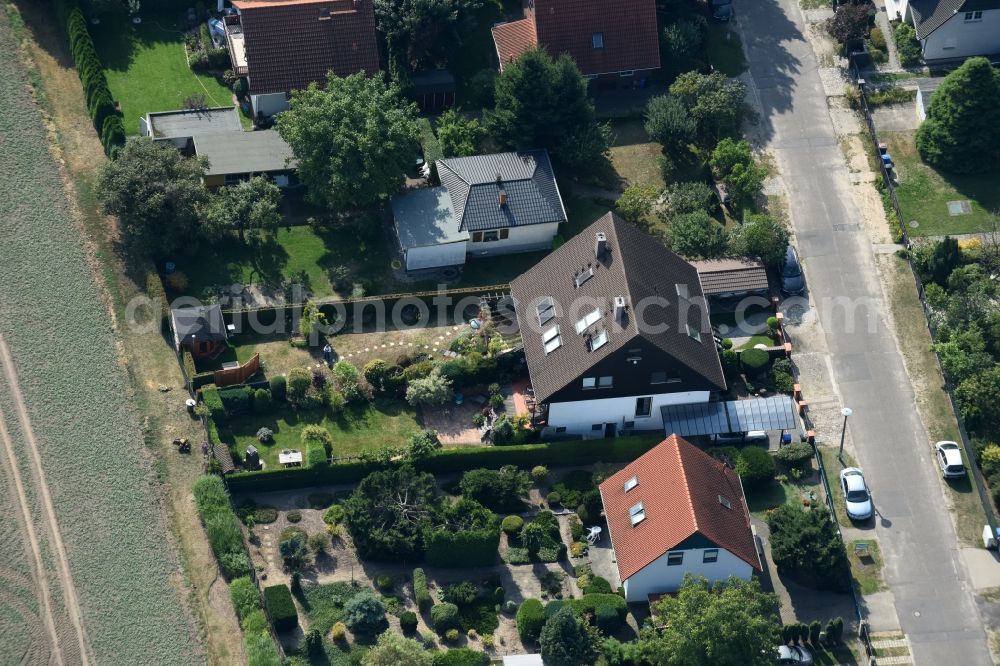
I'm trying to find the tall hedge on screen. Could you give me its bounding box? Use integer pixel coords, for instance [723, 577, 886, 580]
[516, 598, 546, 643]
[64, 7, 124, 155]
[425, 528, 500, 567]
[192, 475, 250, 579]
[263, 584, 298, 632]
[201, 387, 226, 423]
[413, 567, 432, 610]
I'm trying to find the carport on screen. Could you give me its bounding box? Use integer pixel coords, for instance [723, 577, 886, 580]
[660, 396, 799, 437]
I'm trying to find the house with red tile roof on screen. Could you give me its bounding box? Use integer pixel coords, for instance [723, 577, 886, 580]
[598, 435, 762, 603]
[491, 0, 659, 87]
[225, 0, 380, 117]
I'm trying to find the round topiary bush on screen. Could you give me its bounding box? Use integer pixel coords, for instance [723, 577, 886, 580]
[445, 628, 460, 644]
[254, 505, 278, 524]
[375, 574, 394, 591]
[286, 510, 302, 523]
[329, 621, 347, 642]
[767, 315, 779, 331]
[501, 515, 524, 536]
[531, 465, 549, 483]
[722, 338, 734, 349]
[399, 610, 418, 633]
[323, 504, 345, 525]
[431, 602, 460, 633]
[343, 591, 387, 635]
[516, 599, 545, 642]
[740, 347, 770, 376]
[737, 446, 777, 489]
[269, 375, 287, 402]
[774, 442, 813, 470]
[546, 492, 561, 506]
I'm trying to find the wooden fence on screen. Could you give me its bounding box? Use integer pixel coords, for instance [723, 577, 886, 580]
[214, 353, 260, 388]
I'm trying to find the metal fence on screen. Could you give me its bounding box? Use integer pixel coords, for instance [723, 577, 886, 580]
[851, 57, 998, 538]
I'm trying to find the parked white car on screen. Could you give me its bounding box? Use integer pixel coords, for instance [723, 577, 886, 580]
[777, 645, 814, 665]
[839, 467, 873, 521]
[935, 441, 966, 479]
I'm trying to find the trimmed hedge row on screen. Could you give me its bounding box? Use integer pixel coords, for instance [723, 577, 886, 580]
[413, 567, 432, 611]
[262, 584, 298, 632]
[226, 435, 664, 493]
[192, 475, 250, 579]
[65, 7, 125, 156]
[425, 527, 500, 568]
[201, 387, 226, 424]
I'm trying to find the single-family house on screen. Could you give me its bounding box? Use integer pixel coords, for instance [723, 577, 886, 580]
[391, 150, 566, 274]
[509, 212, 727, 438]
[599, 434, 762, 603]
[139, 107, 297, 187]
[892, 0, 1000, 60]
[491, 0, 660, 86]
[225, 0, 381, 118]
[170, 304, 230, 359]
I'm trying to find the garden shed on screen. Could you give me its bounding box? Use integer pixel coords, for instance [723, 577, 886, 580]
[169, 304, 229, 359]
[408, 69, 456, 112]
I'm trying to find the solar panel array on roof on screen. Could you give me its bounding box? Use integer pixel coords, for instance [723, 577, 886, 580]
[660, 396, 798, 436]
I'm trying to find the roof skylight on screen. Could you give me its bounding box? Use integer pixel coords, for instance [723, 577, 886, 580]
[574, 267, 594, 288]
[542, 325, 562, 354]
[536, 297, 555, 326]
[574, 309, 601, 334]
[588, 329, 609, 352]
[629, 501, 646, 525]
[623, 475, 639, 492]
[718, 495, 732, 509]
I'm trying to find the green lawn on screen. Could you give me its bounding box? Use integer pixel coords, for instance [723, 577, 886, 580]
[849, 539, 886, 595]
[609, 119, 666, 192]
[91, 12, 245, 135]
[884, 130, 1000, 236]
[819, 446, 858, 528]
[224, 399, 424, 468]
[705, 22, 747, 77]
[738, 334, 778, 350]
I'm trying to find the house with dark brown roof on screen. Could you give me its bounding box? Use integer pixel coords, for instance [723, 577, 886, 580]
[491, 0, 659, 86]
[226, 0, 380, 117]
[598, 435, 762, 602]
[690, 258, 769, 300]
[509, 213, 726, 437]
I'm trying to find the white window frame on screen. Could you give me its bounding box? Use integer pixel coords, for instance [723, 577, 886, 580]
[482, 230, 500, 242]
[635, 396, 652, 418]
[575, 309, 601, 334]
[588, 329, 609, 351]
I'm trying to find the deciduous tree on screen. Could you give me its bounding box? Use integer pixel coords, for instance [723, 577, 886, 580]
[668, 71, 749, 146]
[277, 73, 420, 210]
[362, 630, 432, 666]
[202, 175, 282, 244]
[437, 109, 487, 157]
[727, 213, 789, 266]
[644, 95, 696, 151]
[664, 210, 727, 259]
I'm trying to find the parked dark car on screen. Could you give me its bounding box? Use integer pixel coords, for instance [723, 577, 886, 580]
[781, 245, 805, 295]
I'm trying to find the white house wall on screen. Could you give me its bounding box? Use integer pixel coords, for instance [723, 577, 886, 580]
[547, 391, 709, 437]
[921, 10, 1000, 60]
[467, 222, 559, 257]
[622, 547, 753, 603]
[252, 92, 290, 117]
[405, 242, 468, 271]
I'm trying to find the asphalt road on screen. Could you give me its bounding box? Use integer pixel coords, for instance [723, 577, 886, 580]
[735, 1, 992, 663]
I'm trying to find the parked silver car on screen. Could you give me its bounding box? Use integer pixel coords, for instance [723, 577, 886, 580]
[777, 644, 814, 665]
[935, 441, 966, 479]
[839, 467, 873, 521]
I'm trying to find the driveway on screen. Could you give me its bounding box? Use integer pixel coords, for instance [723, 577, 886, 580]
[735, 1, 992, 663]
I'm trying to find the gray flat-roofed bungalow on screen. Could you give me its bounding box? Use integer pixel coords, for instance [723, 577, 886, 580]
[193, 130, 297, 187]
[140, 106, 243, 147]
[391, 187, 471, 272]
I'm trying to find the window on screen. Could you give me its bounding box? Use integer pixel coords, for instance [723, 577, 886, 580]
[623, 475, 639, 492]
[574, 267, 594, 288]
[718, 495, 732, 509]
[666, 552, 683, 566]
[703, 549, 719, 563]
[686, 323, 702, 342]
[483, 231, 500, 242]
[536, 297, 555, 326]
[592, 423, 603, 431]
[499, 228, 510, 240]
[582, 377, 597, 389]
[543, 325, 562, 354]
[675, 283, 689, 298]
[629, 502, 645, 525]
[472, 231, 483, 242]
[575, 309, 601, 334]
[635, 397, 652, 418]
[619, 70, 635, 77]
[592, 32, 604, 49]
[588, 329, 609, 351]
[556, 426, 567, 433]
[964, 10, 982, 20]
[652, 372, 682, 385]
[598, 376, 613, 388]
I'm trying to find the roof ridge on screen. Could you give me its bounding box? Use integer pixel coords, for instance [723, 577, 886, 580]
[673, 437, 699, 535]
[608, 214, 640, 336]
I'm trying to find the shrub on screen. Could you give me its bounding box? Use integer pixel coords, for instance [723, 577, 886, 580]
[443, 581, 479, 606]
[413, 568, 432, 610]
[269, 375, 286, 402]
[773, 371, 795, 394]
[330, 621, 347, 642]
[826, 617, 844, 643]
[809, 620, 822, 645]
[256, 427, 273, 444]
[768, 505, 849, 592]
[406, 368, 454, 406]
[501, 515, 524, 535]
[201, 387, 226, 423]
[241, 608, 269, 635]
[894, 22, 921, 67]
[517, 598, 546, 642]
[252, 388, 271, 413]
[278, 530, 309, 570]
[431, 602, 461, 633]
[546, 491, 561, 505]
[219, 386, 253, 414]
[774, 442, 813, 470]
[287, 510, 302, 523]
[287, 367, 312, 402]
[740, 347, 770, 375]
[582, 576, 613, 595]
[375, 574, 394, 591]
[230, 577, 261, 621]
[531, 465, 549, 483]
[445, 628, 460, 644]
[306, 443, 328, 467]
[400, 610, 419, 633]
[432, 648, 490, 666]
[308, 532, 328, 554]
[460, 466, 530, 512]
[262, 584, 298, 632]
[343, 591, 387, 634]
[323, 504, 345, 525]
[737, 446, 776, 489]
[301, 425, 334, 456]
[192, 475, 249, 579]
[721, 349, 740, 376]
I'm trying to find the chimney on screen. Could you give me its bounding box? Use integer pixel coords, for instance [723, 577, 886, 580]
[595, 232, 607, 258]
[498, 190, 507, 208]
[613, 296, 626, 324]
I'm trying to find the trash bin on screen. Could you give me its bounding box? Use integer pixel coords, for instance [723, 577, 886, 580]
[185, 398, 197, 415]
